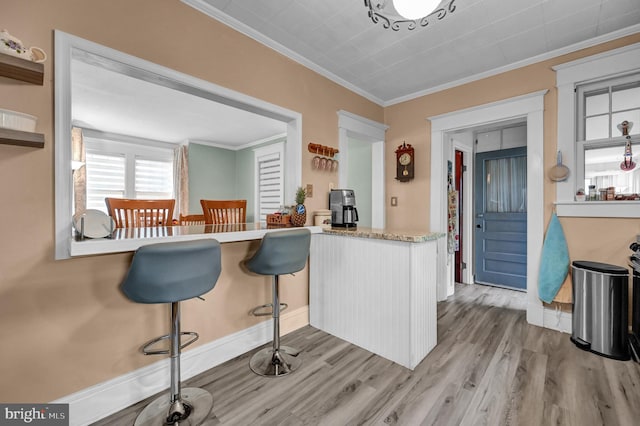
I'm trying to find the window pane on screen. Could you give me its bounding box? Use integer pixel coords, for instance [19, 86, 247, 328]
[585, 115, 610, 140]
[585, 91, 609, 116]
[585, 144, 640, 194]
[612, 83, 640, 112]
[85, 152, 126, 213]
[485, 156, 527, 213]
[135, 157, 174, 199]
[611, 110, 640, 137]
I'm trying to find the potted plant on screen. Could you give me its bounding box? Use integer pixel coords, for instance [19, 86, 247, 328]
[291, 186, 307, 227]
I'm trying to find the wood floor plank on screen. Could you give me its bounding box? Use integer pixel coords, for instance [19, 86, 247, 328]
[93, 284, 640, 426]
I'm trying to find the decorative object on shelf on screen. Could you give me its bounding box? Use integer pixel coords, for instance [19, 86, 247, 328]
[618, 121, 636, 172]
[308, 142, 339, 172]
[291, 186, 307, 227]
[266, 213, 291, 227]
[0, 108, 36, 132]
[364, 0, 456, 31]
[395, 141, 414, 182]
[549, 151, 570, 182]
[0, 29, 46, 63]
[575, 188, 586, 202]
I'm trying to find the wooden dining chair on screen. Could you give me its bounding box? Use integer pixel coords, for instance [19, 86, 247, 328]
[105, 198, 176, 228]
[179, 214, 205, 226]
[200, 199, 247, 225]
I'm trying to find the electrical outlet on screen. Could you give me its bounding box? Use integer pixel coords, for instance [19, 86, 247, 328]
[306, 184, 313, 198]
[391, 196, 398, 206]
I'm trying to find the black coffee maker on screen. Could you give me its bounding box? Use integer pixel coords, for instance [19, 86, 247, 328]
[329, 189, 358, 228]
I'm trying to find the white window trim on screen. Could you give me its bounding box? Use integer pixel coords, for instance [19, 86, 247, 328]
[554, 42, 640, 218]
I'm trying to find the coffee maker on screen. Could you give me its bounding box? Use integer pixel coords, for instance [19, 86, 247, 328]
[329, 189, 358, 228]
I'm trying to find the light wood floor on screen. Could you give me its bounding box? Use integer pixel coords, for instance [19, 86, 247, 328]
[94, 284, 640, 425]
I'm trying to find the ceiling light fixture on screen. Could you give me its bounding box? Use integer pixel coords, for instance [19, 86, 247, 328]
[365, 0, 456, 31]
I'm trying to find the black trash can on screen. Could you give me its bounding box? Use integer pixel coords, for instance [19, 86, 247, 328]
[571, 260, 629, 360]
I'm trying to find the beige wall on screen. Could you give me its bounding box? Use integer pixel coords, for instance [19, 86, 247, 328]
[384, 34, 640, 306]
[0, 0, 382, 402]
[2, 0, 639, 405]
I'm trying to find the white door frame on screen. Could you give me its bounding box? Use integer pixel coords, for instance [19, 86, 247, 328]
[450, 138, 474, 286]
[429, 90, 548, 329]
[338, 110, 388, 229]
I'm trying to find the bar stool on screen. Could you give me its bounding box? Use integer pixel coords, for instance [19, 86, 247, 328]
[246, 229, 311, 377]
[121, 239, 222, 426]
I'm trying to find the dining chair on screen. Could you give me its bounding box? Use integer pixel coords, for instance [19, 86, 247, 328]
[105, 198, 175, 228]
[179, 214, 205, 226]
[200, 199, 247, 225]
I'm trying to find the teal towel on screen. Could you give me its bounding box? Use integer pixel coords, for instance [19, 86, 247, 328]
[538, 213, 569, 303]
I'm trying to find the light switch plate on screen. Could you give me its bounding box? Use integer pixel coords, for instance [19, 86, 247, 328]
[306, 184, 313, 198]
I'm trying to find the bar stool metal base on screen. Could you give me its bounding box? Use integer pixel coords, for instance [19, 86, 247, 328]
[249, 346, 301, 377]
[134, 387, 213, 426]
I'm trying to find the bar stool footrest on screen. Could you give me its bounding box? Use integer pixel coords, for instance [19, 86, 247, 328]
[250, 303, 288, 317]
[141, 331, 199, 355]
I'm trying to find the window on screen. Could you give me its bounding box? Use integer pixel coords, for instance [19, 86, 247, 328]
[85, 137, 174, 214]
[576, 72, 640, 195]
[254, 143, 284, 222]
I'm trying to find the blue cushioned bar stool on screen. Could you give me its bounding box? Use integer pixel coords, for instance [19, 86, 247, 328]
[247, 228, 311, 377]
[121, 239, 222, 425]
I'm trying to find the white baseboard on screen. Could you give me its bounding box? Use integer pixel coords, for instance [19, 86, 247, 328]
[54, 306, 309, 426]
[542, 307, 572, 334]
[527, 302, 572, 334]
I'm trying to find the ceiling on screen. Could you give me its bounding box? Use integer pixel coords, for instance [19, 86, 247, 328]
[72, 0, 640, 145]
[72, 59, 287, 146]
[184, 0, 640, 105]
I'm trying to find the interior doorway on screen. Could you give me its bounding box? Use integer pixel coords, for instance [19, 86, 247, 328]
[428, 90, 546, 330]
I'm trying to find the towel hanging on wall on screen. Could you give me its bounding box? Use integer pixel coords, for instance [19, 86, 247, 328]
[538, 212, 570, 303]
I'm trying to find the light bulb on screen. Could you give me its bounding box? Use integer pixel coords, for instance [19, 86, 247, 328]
[393, 0, 441, 19]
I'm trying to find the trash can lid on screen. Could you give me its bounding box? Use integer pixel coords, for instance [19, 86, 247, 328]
[572, 260, 628, 275]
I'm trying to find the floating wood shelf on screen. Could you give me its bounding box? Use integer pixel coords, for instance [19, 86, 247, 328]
[0, 52, 44, 85]
[0, 127, 44, 148]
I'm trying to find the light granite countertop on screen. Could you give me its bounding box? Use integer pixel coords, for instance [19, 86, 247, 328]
[321, 227, 444, 243]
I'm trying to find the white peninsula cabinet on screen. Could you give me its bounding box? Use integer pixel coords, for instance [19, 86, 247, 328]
[309, 228, 444, 369]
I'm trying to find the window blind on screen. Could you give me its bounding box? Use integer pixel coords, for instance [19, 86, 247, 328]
[256, 151, 283, 222]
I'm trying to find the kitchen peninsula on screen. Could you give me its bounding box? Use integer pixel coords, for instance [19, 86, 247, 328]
[70, 223, 323, 257]
[309, 228, 444, 369]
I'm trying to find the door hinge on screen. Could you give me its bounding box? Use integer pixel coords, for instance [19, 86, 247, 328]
[462, 165, 467, 172]
[461, 262, 467, 269]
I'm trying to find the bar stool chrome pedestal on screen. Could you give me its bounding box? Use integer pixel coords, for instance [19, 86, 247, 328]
[121, 239, 222, 426]
[246, 229, 311, 377]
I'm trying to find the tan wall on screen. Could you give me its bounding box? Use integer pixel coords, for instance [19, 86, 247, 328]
[384, 34, 640, 307]
[0, 0, 382, 402]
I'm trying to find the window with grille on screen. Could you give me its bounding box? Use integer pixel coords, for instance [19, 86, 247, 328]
[84, 137, 174, 214]
[254, 143, 284, 222]
[576, 71, 640, 195]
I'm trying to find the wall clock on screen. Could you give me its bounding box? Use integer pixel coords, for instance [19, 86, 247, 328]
[395, 142, 414, 182]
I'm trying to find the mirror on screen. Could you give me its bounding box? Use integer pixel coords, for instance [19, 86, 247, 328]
[55, 31, 302, 259]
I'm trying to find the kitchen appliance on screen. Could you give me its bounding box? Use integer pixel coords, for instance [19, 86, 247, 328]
[629, 236, 640, 362]
[329, 189, 358, 228]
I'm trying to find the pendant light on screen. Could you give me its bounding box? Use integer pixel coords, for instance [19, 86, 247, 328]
[393, 0, 441, 20]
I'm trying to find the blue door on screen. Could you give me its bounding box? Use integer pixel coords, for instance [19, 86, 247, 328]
[474, 147, 527, 290]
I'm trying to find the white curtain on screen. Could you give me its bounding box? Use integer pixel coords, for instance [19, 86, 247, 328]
[174, 145, 189, 217]
[485, 156, 527, 213]
[71, 127, 86, 215]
